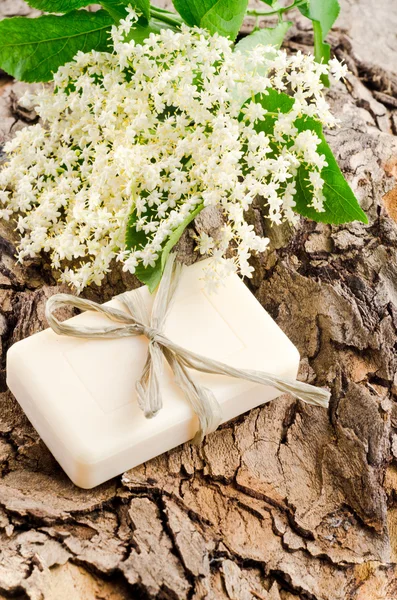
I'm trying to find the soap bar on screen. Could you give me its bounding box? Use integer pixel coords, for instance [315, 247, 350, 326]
[6, 259, 300, 489]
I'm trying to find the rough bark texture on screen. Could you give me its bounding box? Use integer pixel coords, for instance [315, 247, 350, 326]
[1, 1, 397, 598]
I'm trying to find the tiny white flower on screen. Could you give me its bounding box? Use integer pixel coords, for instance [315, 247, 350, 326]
[242, 101, 267, 122]
[197, 232, 215, 255]
[329, 58, 349, 81]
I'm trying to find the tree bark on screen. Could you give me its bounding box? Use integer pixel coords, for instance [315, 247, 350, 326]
[1, 1, 397, 598]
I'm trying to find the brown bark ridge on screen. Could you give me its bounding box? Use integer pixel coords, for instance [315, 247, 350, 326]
[1, 1, 397, 598]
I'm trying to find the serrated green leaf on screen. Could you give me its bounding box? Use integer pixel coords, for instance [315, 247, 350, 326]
[0, 10, 113, 83]
[233, 23, 291, 101]
[295, 0, 309, 11]
[294, 163, 366, 224]
[126, 0, 150, 21]
[235, 73, 293, 112]
[123, 17, 177, 44]
[293, 118, 367, 224]
[172, 0, 248, 40]
[25, 0, 150, 21]
[234, 21, 291, 55]
[99, 1, 127, 21]
[255, 88, 294, 119]
[101, 0, 150, 22]
[24, 0, 97, 10]
[126, 204, 204, 292]
[253, 90, 367, 225]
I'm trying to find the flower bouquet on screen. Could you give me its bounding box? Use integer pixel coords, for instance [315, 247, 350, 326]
[0, 0, 368, 487]
[0, 1, 366, 293]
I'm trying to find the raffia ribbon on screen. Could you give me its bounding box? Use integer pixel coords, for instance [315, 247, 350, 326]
[45, 254, 330, 443]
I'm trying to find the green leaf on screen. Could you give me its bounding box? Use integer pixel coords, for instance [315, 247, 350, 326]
[253, 90, 367, 225]
[100, 1, 130, 22]
[24, 0, 98, 10]
[25, 0, 150, 21]
[299, 0, 340, 39]
[0, 10, 113, 82]
[234, 21, 291, 55]
[233, 24, 291, 103]
[101, 0, 150, 22]
[126, 0, 150, 21]
[123, 18, 177, 44]
[293, 117, 367, 224]
[149, 5, 184, 28]
[172, 0, 248, 39]
[126, 204, 204, 292]
[255, 88, 294, 118]
[299, 0, 339, 74]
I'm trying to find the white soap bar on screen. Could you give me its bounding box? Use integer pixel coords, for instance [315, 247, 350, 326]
[6, 259, 300, 488]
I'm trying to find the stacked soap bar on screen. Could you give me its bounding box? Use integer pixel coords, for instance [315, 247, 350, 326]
[7, 259, 300, 489]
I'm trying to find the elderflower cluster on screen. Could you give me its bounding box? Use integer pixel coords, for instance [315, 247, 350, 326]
[0, 9, 346, 291]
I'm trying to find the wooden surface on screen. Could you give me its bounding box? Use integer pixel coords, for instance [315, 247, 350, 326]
[1, 1, 397, 598]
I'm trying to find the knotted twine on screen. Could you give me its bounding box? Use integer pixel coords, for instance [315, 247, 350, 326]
[45, 254, 330, 444]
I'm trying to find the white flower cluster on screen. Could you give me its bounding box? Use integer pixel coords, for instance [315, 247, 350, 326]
[0, 10, 346, 291]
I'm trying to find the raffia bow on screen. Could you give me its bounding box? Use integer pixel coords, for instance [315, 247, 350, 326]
[45, 254, 330, 443]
